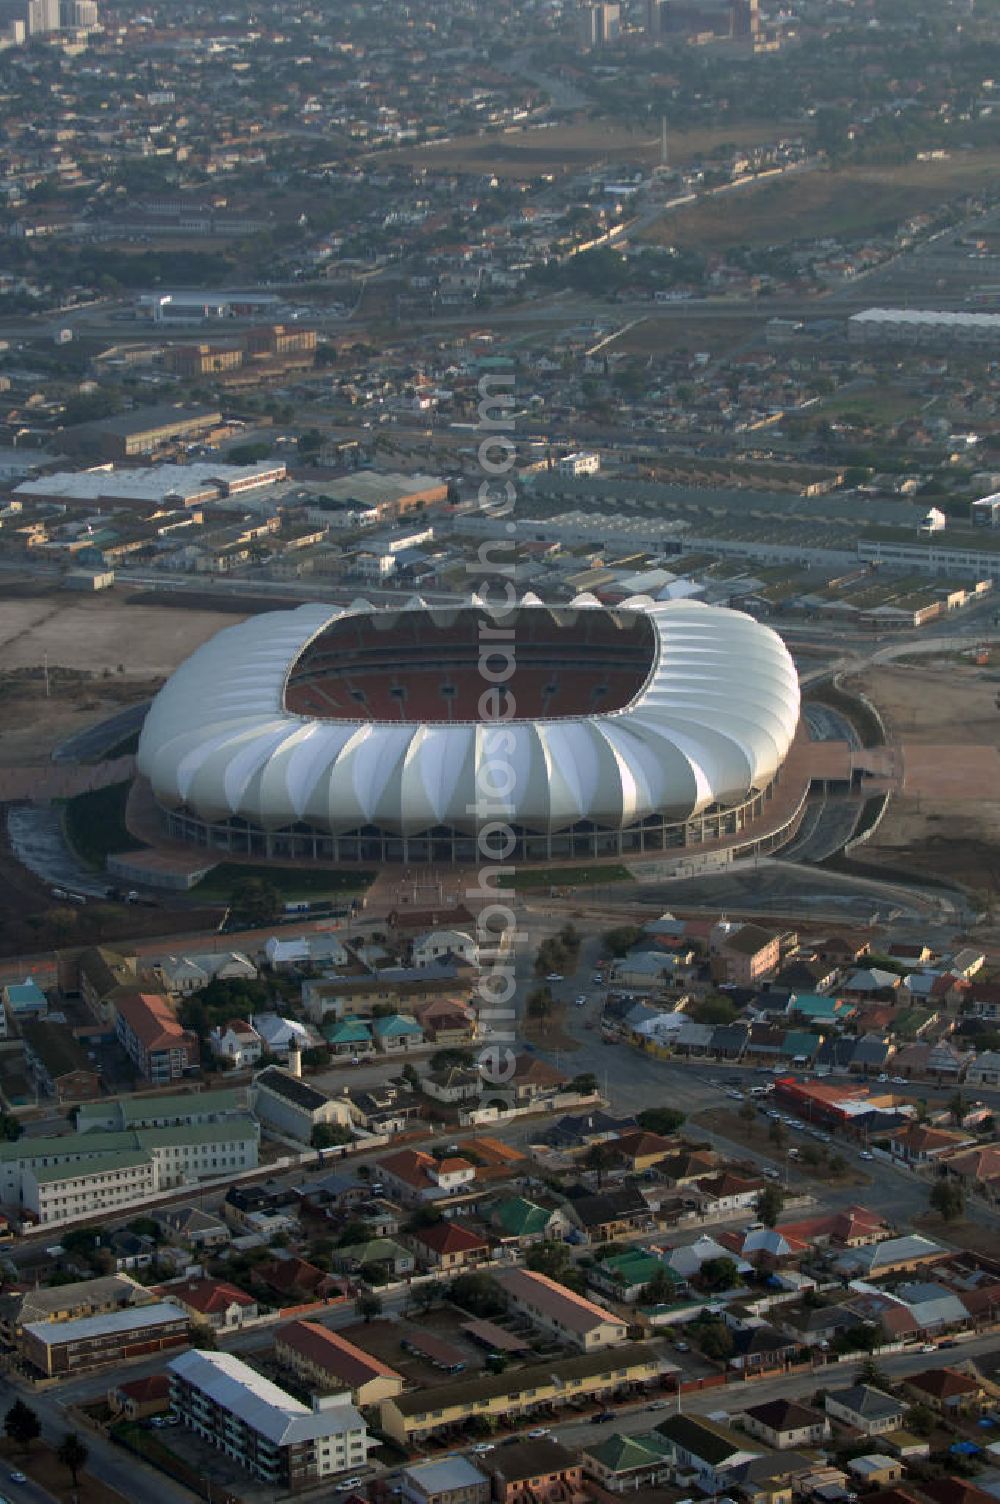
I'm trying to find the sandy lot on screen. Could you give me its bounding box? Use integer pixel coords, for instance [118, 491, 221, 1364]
[850, 661, 1000, 892]
[0, 589, 245, 766]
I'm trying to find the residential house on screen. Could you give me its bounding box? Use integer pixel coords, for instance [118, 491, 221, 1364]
[411, 930, 479, 968]
[409, 1220, 490, 1271]
[160, 1276, 257, 1331]
[611, 1130, 674, 1172]
[208, 1019, 264, 1070]
[655, 1413, 762, 1491]
[834, 1234, 947, 1279]
[510, 1054, 569, 1105]
[109, 1373, 171, 1421]
[3, 978, 47, 1021]
[490, 1439, 585, 1504]
[824, 1385, 909, 1435]
[563, 1184, 653, 1243]
[489, 1195, 567, 1249]
[847, 1457, 905, 1490]
[903, 1367, 985, 1414]
[940, 1143, 1000, 1204]
[493, 1268, 627, 1351]
[157, 1204, 230, 1250]
[729, 1322, 801, 1374]
[581, 1431, 672, 1492]
[883, 1123, 971, 1166]
[275, 1321, 404, 1407]
[375, 1148, 476, 1205]
[324, 1018, 374, 1059]
[334, 1238, 415, 1279]
[422, 1067, 481, 1105]
[252, 1013, 311, 1057]
[372, 1014, 425, 1054]
[590, 1248, 679, 1304]
[412, 998, 477, 1046]
[741, 1399, 831, 1450]
[966, 1051, 1000, 1087]
[400, 1457, 490, 1504]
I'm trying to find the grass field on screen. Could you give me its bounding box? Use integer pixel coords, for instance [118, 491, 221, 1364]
[818, 386, 932, 425]
[640, 149, 1000, 252]
[63, 780, 143, 869]
[499, 863, 632, 890]
[378, 119, 807, 179]
[190, 862, 373, 902]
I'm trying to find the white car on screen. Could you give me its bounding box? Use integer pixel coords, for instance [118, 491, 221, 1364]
[546, 973, 563, 983]
[891, 1076, 907, 1085]
[337, 1479, 364, 1492]
[877, 1073, 889, 1083]
[527, 1428, 550, 1439]
[859, 1150, 874, 1161]
[575, 995, 587, 1006]
[472, 1443, 495, 1455]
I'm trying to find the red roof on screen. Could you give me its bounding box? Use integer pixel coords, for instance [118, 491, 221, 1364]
[117, 991, 194, 1053]
[116, 1374, 170, 1402]
[414, 1221, 490, 1256]
[159, 1277, 255, 1316]
[277, 1320, 402, 1385]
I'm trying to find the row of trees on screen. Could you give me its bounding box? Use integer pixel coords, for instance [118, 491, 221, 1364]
[4, 1400, 88, 1486]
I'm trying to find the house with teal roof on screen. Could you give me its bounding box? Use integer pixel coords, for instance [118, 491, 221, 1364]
[787, 993, 855, 1025]
[323, 1017, 374, 1058]
[371, 1014, 424, 1054]
[590, 1248, 679, 1304]
[781, 1030, 822, 1062]
[489, 1195, 566, 1248]
[2, 979, 47, 1022]
[582, 1430, 672, 1491]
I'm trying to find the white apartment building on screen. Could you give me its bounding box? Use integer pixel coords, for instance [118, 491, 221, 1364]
[169, 1349, 370, 1490]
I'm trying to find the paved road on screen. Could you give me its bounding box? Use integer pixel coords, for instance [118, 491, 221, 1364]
[549, 1330, 1000, 1453]
[51, 701, 149, 765]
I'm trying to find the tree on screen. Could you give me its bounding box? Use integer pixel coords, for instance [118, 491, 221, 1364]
[357, 1291, 382, 1322]
[756, 1183, 785, 1228]
[5, 1401, 40, 1455]
[603, 925, 643, 957]
[311, 1122, 352, 1150]
[696, 1319, 734, 1361]
[230, 876, 282, 927]
[948, 1091, 966, 1126]
[585, 1141, 612, 1188]
[688, 996, 738, 1026]
[526, 1240, 584, 1292]
[636, 1108, 685, 1135]
[828, 1153, 848, 1177]
[570, 1073, 598, 1095]
[858, 1351, 887, 1388]
[700, 1256, 740, 1291]
[641, 1266, 677, 1305]
[929, 1177, 965, 1223]
[57, 1432, 89, 1487]
[768, 1118, 787, 1151]
[738, 1098, 757, 1134]
[450, 1271, 506, 1317]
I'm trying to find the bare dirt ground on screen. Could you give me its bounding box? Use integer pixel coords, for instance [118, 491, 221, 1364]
[377, 119, 805, 179]
[849, 661, 1000, 895]
[0, 588, 245, 766]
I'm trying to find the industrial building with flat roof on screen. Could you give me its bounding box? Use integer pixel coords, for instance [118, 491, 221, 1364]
[15, 460, 287, 508]
[21, 1300, 190, 1377]
[849, 307, 1000, 347]
[61, 405, 223, 459]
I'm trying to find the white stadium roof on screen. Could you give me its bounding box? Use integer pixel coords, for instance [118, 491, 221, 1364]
[137, 597, 799, 838]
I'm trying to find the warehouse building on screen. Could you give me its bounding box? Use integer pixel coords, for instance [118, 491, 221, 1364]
[848, 307, 1000, 348]
[61, 405, 223, 459]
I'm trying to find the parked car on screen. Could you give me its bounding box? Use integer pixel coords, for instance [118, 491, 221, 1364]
[593, 1410, 616, 1424]
[527, 1427, 550, 1439]
[859, 1150, 874, 1161]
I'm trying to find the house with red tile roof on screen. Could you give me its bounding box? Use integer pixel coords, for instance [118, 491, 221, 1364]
[114, 991, 198, 1084]
[409, 1220, 490, 1270]
[108, 1372, 171, 1420]
[903, 1367, 985, 1413]
[256, 1256, 340, 1303]
[375, 1148, 477, 1204]
[275, 1320, 403, 1405]
[157, 1276, 257, 1331]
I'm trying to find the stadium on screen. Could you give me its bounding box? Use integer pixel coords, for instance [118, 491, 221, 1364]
[136, 597, 800, 865]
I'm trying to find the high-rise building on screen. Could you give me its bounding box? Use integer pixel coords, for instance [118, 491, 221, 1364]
[26, 0, 59, 34]
[577, 0, 620, 49]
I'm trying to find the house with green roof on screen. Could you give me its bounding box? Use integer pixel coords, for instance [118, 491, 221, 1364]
[323, 1017, 374, 1057]
[787, 994, 855, 1025]
[581, 1430, 672, 1491]
[332, 1237, 415, 1278]
[590, 1248, 679, 1304]
[371, 1014, 424, 1054]
[781, 1030, 822, 1062]
[489, 1195, 566, 1247]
